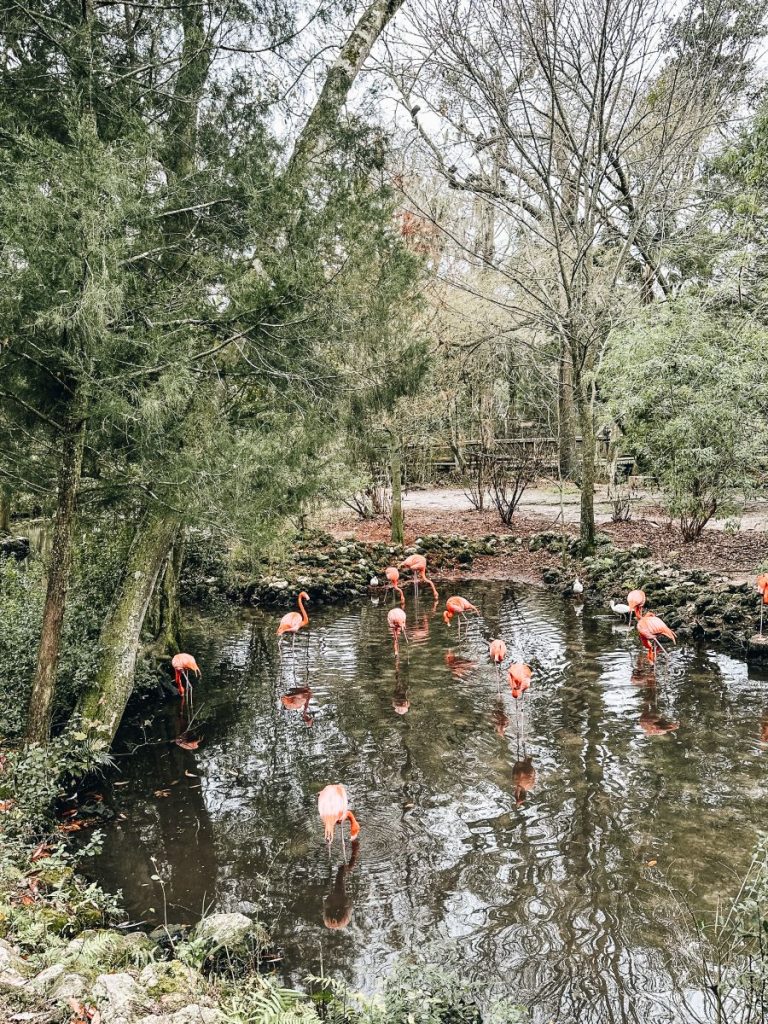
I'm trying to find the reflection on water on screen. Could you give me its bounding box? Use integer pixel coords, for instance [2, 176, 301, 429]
[93, 582, 768, 1023]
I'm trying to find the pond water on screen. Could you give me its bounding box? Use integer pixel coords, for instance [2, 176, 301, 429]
[92, 581, 768, 1023]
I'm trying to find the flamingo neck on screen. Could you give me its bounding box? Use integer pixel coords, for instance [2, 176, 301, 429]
[298, 593, 309, 625]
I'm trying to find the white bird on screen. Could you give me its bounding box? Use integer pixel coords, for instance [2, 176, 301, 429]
[369, 577, 379, 587]
[610, 599, 630, 621]
[573, 577, 584, 595]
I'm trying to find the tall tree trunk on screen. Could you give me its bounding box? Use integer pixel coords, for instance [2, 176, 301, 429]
[0, 486, 11, 535]
[25, 412, 86, 743]
[154, 537, 185, 654]
[572, 357, 597, 552]
[558, 337, 578, 481]
[77, 510, 180, 742]
[288, 0, 407, 175]
[390, 442, 404, 545]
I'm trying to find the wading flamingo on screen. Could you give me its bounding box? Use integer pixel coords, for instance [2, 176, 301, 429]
[277, 591, 310, 649]
[757, 574, 768, 634]
[400, 554, 439, 600]
[627, 589, 646, 621]
[318, 784, 360, 853]
[443, 595, 479, 637]
[507, 663, 532, 700]
[171, 653, 201, 700]
[610, 599, 631, 621]
[385, 566, 405, 606]
[387, 607, 407, 656]
[636, 611, 676, 665]
[489, 638, 507, 691]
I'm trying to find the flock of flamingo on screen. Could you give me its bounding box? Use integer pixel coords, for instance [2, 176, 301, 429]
[167, 561, 768, 876]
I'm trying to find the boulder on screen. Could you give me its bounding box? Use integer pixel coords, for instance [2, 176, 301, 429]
[49, 971, 88, 1002]
[92, 972, 151, 1023]
[28, 963, 66, 992]
[139, 961, 203, 1001]
[191, 912, 267, 952]
[0, 966, 27, 991]
[0, 536, 29, 560]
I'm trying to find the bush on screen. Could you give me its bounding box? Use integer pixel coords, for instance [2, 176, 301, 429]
[603, 301, 768, 540]
[0, 557, 44, 737]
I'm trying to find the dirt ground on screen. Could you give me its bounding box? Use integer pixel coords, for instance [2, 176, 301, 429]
[321, 483, 768, 585]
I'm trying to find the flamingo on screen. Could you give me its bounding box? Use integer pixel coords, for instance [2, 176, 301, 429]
[757, 574, 768, 634]
[277, 591, 310, 649]
[387, 607, 407, 656]
[384, 566, 405, 606]
[489, 638, 507, 691]
[171, 653, 201, 700]
[400, 554, 439, 600]
[610, 599, 631, 621]
[317, 784, 360, 851]
[507, 662, 532, 700]
[636, 611, 676, 665]
[443, 595, 479, 636]
[627, 589, 646, 621]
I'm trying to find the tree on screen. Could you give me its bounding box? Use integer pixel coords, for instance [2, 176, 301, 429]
[603, 300, 768, 539]
[386, 0, 764, 548]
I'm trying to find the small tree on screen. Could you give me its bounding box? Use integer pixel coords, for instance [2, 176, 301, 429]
[604, 301, 768, 540]
[488, 443, 545, 526]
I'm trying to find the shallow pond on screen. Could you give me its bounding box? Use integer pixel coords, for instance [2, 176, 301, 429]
[93, 581, 768, 1023]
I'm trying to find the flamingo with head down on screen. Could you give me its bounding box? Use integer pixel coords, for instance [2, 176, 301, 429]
[627, 589, 646, 622]
[384, 567, 405, 606]
[401, 554, 439, 600]
[318, 784, 360, 853]
[171, 653, 201, 700]
[443, 595, 479, 637]
[636, 611, 676, 666]
[387, 607, 407, 656]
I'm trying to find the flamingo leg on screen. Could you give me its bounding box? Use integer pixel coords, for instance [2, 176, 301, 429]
[761, 602, 764, 635]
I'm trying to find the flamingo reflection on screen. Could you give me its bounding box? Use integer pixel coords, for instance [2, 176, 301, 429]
[323, 839, 360, 930]
[392, 664, 410, 715]
[632, 661, 679, 735]
[512, 754, 536, 806]
[280, 686, 313, 727]
[445, 650, 478, 681]
[492, 697, 510, 737]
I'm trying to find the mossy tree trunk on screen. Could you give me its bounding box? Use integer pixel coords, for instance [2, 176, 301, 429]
[151, 537, 185, 654]
[390, 443, 404, 545]
[77, 509, 180, 742]
[0, 486, 11, 534]
[26, 410, 86, 742]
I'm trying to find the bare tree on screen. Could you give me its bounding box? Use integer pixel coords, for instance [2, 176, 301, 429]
[386, 0, 760, 548]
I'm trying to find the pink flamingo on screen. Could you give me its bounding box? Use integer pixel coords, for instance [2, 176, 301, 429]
[507, 663, 532, 700]
[277, 591, 310, 649]
[384, 566, 405, 606]
[636, 611, 676, 666]
[388, 607, 407, 656]
[443, 595, 479, 637]
[318, 784, 360, 852]
[489, 638, 507, 691]
[627, 589, 646, 621]
[757, 574, 768, 634]
[401, 554, 439, 600]
[171, 653, 201, 700]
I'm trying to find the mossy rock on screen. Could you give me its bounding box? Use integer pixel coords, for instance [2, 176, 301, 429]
[35, 863, 74, 888]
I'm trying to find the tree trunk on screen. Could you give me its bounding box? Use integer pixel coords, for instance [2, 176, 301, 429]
[571, 361, 597, 552]
[0, 486, 11, 535]
[390, 444, 404, 545]
[288, 0, 407, 175]
[558, 337, 578, 481]
[155, 537, 185, 654]
[25, 413, 86, 743]
[77, 510, 180, 743]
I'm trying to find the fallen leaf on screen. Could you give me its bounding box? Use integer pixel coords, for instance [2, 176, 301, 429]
[30, 843, 53, 862]
[0, 799, 15, 812]
[646, 859, 658, 867]
[184, 770, 198, 778]
[84, 792, 104, 803]
[175, 738, 200, 750]
[59, 807, 78, 819]
[20, 894, 35, 906]
[153, 789, 171, 798]
[113, 781, 129, 787]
